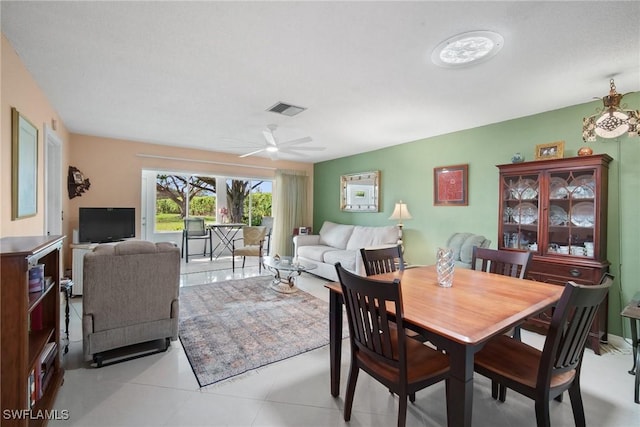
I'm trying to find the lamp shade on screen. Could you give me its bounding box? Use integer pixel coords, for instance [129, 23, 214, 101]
[389, 201, 412, 222]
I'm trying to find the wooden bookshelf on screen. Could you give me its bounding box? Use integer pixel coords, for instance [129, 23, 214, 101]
[1, 235, 65, 427]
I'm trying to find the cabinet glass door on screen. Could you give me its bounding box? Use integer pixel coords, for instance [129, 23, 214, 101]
[546, 169, 596, 258]
[500, 173, 539, 251]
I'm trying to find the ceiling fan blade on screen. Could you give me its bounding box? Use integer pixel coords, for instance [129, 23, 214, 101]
[278, 136, 313, 147]
[282, 145, 326, 151]
[239, 147, 267, 158]
[278, 148, 306, 157]
[262, 129, 277, 147]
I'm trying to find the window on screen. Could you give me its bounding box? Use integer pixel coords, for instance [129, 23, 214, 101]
[154, 173, 271, 232]
[225, 178, 272, 225]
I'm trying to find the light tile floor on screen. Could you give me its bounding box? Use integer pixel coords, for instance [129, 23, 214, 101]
[52, 259, 640, 426]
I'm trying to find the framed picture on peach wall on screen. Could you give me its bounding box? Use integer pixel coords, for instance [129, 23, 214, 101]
[433, 164, 468, 206]
[11, 107, 38, 219]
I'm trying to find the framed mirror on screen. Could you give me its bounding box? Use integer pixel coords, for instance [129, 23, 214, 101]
[12, 107, 38, 219]
[341, 171, 379, 212]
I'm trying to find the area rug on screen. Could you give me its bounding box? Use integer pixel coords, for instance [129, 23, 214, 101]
[179, 276, 335, 387]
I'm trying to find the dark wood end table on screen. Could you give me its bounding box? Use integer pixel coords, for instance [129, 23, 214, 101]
[620, 291, 640, 404]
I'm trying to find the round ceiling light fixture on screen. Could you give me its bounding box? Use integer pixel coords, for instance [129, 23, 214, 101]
[431, 31, 504, 68]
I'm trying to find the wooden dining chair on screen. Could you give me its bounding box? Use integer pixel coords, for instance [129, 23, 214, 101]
[334, 262, 450, 427]
[232, 226, 267, 272]
[471, 246, 533, 279]
[474, 275, 613, 427]
[471, 246, 533, 340]
[181, 217, 212, 263]
[471, 246, 534, 399]
[360, 245, 405, 276]
[360, 245, 430, 343]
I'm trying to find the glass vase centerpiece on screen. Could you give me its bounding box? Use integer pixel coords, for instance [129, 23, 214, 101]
[436, 247, 455, 288]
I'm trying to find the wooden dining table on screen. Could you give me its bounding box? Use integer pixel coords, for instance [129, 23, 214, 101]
[326, 265, 563, 427]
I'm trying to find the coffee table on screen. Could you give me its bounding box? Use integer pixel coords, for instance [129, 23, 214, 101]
[263, 256, 316, 294]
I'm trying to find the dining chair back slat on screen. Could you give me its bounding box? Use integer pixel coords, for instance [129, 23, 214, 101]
[546, 273, 614, 374]
[340, 266, 401, 365]
[360, 245, 404, 276]
[471, 246, 533, 279]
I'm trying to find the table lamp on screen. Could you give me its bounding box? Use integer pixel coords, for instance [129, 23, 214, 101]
[389, 200, 412, 250]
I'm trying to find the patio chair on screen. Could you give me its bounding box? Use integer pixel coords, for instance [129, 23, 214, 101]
[181, 217, 212, 263]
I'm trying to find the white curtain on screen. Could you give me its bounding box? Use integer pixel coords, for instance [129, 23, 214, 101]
[273, 170, 309, 256]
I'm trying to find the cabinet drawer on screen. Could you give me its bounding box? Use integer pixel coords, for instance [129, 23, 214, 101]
[528, 261, 603, 285]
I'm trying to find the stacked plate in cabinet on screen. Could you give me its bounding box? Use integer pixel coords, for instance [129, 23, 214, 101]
[549, 205, 568, 226]
[569, 175, 595, 199]
[510, 178, 538, 200]
[512, 203, 537, 225]
[570, 202, 595, 227]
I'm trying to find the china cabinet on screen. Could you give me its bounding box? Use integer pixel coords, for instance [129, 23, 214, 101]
[1, 235, 65, 426]
[497, 154, 612, 354]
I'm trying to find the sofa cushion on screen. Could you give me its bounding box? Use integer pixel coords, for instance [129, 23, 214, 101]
[346, 225, 398, 250]
[446, 232, 472, 261]
[319, 221, 354, 249]
[297, 245, 336, 262]
[460, 234, 489, 264]
[323, 249, 357, 272]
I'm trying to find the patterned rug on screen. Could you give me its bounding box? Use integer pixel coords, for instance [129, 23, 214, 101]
[179, 276, 333, 387]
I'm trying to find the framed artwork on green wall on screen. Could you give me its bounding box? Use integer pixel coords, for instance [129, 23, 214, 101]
[434, 164, 468, 206]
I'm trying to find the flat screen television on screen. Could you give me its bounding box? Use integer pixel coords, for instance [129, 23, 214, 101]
[79, 207, 136, 243]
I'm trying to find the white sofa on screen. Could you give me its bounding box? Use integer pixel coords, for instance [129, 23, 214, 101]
[293, 221, 399, 281]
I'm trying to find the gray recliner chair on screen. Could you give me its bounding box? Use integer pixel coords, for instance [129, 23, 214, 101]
[82, 240, 180, 367]
[446, 232, 491, 268]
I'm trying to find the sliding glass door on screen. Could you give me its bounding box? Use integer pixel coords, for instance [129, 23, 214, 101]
[141, 170, 272, 255]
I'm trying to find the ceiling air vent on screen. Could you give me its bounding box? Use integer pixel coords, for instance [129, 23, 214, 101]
[266, 102, 307, 117]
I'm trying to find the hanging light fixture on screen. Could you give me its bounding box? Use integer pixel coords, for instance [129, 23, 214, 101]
[582, 79, 639, 142]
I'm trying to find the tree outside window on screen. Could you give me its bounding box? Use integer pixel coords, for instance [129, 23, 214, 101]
[154, 174, 271, 231]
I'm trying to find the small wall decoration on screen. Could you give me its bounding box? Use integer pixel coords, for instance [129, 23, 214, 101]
[535, 140, 565, 160]
[11, 107, 38, 219]
[340, 171, 380, 212]
[68, 166, 91, 199]
[434, 164, 468, 206]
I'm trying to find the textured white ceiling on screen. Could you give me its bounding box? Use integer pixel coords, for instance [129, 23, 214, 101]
[2, 1, 639, 163]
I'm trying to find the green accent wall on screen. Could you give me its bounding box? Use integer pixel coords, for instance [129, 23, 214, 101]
[314, 94, 640, 338]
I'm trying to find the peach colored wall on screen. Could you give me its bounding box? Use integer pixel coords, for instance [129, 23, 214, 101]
[1, 34, 71, 240]
[2, 34, 313, 271]
[67, 134, 314, 265]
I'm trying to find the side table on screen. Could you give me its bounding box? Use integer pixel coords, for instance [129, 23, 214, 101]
[620, 291, 640, 404]
[60, 279, 74, 354]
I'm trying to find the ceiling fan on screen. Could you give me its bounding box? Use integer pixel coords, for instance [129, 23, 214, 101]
[239, 124, 325, 159]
